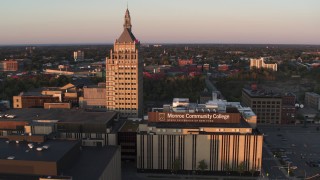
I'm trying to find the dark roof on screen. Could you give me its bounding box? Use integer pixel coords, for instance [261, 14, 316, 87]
[64, 146, 119, 180]
[0, 139, 79, 162]
[242, 88, 282, 98]
[119, 120, 139, 132]
[117, 28, 136, 43]
[1, 109, 117, 124]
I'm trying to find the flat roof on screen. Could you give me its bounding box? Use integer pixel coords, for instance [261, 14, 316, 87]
[1, 109, 117, 124]
[119, 120, 139, 132]
[148, 118, 251, 129]
[243, 88, 282, 98]
[0, 138, 79, 162]
[64, 146, 119, 180]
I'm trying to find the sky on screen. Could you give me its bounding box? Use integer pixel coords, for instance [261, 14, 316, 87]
[0, 0, 319, 45]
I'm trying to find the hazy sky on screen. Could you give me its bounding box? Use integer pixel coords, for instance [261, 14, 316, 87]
[1, 0, 319, 45]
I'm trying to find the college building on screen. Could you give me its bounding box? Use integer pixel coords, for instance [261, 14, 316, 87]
[137, 98, 263, 175]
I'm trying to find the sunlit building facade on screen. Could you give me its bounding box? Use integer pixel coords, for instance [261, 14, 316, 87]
[106, 9, 143, 118]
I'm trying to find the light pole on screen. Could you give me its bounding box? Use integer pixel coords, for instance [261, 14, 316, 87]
[295, 103, 305, 127]
[271, 162, 291, 177]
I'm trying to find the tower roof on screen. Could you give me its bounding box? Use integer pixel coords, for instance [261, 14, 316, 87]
[116, 8, 137, 43]
[117, 28, 136, 43]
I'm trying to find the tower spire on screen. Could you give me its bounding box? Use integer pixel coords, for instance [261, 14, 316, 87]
[124, 7, 132, 31]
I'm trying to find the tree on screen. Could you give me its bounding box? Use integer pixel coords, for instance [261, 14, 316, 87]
[172, 159, 181, 174]
[249, 168, 256, 176]
[197, 159, 208, 173]
[237, 161, 246, 176]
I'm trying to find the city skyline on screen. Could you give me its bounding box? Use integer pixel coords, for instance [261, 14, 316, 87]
[1, 0, 320, 45]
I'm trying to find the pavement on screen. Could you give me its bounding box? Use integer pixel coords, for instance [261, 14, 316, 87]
[259, 124, 320, 180]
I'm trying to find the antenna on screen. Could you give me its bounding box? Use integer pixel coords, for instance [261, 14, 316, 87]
[127, 2, 128, 9]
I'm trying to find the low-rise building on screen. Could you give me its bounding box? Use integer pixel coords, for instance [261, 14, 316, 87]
[13, 83, 80, 109]
[79, 83, 106, 109]
[0, 109, 120, 147]
[305, 92, 320, 111]
[0, 60, 18, 71]
[0, 139, 121, 180]
[178, 59, 193, 66]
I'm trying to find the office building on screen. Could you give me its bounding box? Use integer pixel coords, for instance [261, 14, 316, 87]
[73, 50, 84, 62]
[0, 60, 18, 71]
[106, 8, 143, 118]
[250, 58, 277, 71]
[242, 88, 296, 124]
[305, 92, 320, 110]
[137, 98, 262, 175]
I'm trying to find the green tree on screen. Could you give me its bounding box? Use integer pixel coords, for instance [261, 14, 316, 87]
[249, 168, 256, 176]
[237, 161, 246, 176]
[197, 159, 208, 173]
[172, 159, 181, 174]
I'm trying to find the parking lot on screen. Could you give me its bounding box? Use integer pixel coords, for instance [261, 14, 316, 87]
[260, 125, 320, 179]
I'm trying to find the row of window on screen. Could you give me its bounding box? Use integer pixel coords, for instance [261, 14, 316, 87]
[252, 101, 281, 104]
[115, 78, 136, 80]
[254, 109, 280, 112]
[115, 72, 137, 75]
[65, 132, 104, 139]
[252, 105, 280, 108]
[116, 108, 137, 110]
[118, 67, 137, 70]
[116, 103, 137, 105]
[114, 93, 137, 95]
[258, 120, 280, 124]
[112, 55, 137, 59]
[116, 83, 137, 85]
[116, 98, 137, 100]
[115, 88, 137, 90]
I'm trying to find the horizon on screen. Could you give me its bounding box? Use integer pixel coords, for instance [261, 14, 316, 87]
[1, 0, 320, 45]
[1, 42, 320, 47]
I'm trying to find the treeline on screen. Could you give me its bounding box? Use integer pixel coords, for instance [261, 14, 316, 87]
[0, 75, 70, 102]
[144, 76, 206, 102]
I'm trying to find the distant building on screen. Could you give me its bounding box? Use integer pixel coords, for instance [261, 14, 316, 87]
[13, 83, 79, 108]
[305, 92, 320, 110]
[218, 64, 229, 71]
[106, 8, 143, 118]
[0, 60, 18, 71]
[178, 58, 193, 66]
[73, 50, 84, 62]
[250, 58, 277, 71]
[203, 63, 210, 71]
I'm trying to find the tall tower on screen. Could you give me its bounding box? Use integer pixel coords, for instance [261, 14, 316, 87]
[106, 8, 143, 118]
